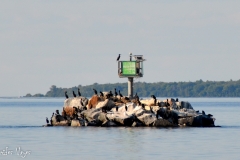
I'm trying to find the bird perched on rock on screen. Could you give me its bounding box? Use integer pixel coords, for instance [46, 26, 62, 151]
[116, 54, 121, 61]
[141, 104, 145, 110]
[114, 88, 118, 97]
[202, 110, 206, 115]
[176, 98, 179, 102]
[166, 99, 170, 107]
[100, 91, 104, 97]
[109, 91, 113, 97]
[46, 117, 49, 124]
[125, 105, 128, 111]
[78, 88, 81, 96]
[55, 110, 60, 115]
[93, 89, 98, 95]
[151, 95, 156, 100]
[119, 90, 123, 97]
[151, 95, 157, 105]
[73, 91, 76, 97]
[116, 106, 118, 112]
[207, 114, 213, 117]
[65, 91, 68, 99]
[80, 99, 84, 107]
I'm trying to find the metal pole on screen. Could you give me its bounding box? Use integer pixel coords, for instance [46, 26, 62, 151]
[128, 77, 133, 98]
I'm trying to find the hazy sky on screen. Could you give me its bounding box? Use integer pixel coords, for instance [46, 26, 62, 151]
[1, 1, 240, 96]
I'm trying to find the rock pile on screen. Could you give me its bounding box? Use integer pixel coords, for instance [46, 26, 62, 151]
[44, 92, 216, 127]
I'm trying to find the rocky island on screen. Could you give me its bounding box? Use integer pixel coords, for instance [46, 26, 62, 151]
[44, 89, 216, 127]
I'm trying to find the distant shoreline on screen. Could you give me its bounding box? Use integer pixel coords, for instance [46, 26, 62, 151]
[23, 80, 240, 98]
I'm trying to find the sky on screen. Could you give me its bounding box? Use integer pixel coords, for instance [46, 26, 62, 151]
[0, 1, 240, 96]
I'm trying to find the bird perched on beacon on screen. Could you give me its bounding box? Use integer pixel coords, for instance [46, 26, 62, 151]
[116, 54, 121, 61]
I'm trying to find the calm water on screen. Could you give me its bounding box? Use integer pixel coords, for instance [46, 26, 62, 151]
[0, 97, 240, 160]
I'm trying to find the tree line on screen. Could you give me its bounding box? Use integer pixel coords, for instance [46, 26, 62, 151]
[25, 79, 240, 97]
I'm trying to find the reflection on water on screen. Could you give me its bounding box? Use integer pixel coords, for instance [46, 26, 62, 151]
[0, 98, 240, 159]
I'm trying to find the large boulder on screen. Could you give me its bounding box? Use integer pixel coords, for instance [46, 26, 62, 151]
[140, 98, 155, 106]
[87, 95, 101, 109]
[153, 118, 174, 127]
[96, 99, 115, 110]
[64, 97, 88, 109]
[51, 115, 69, 126]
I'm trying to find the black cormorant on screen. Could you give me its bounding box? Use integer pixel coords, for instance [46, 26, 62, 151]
[78, 88, 81, 96]
[93, 89, 98, 95]
[125, 105, 128, 111]
[116, 54, 121, 61]
[119, 90, 123, 97]
[46, 117, 49, 124]
[80, 100, 84, 107]
[65, 91, 68, 99]
[73, 91, 76, 97]
[114, 88, 118, 96]
[109, 91, 113, 97]
[166, 99, 170, 107]
[176, 98, 179, 102]
[100, 91, 104, 97]
[202, 110, 206, 115]
[151, 95, 156, 100]
[56, 110, 60, 115]
[116, 106, 118, 112]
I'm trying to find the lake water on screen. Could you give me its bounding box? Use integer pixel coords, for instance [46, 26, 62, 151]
[0, 97, 240, 160]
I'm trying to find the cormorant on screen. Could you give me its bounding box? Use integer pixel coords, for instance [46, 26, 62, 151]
[135, 92, 138, 98]
[46, 117, 49, 124]
[109, 91, 113, 97]
[125, 105, 128, 111]
[114, 88, 118, 96]
[116, 54, 121, 61]
[125, 97, 130, 101]
[100, 91, 104, 97]
[116, 106, 118, 112]
[151, 95, 157, 105]
[119, 90, 123, 97]
[202, 110, 206, 115]
[207, 114, 213, 117]
[142, 103, 145, 110]
[176, 98, 179, 102]
[80, 100, 84, 107]
[78, 88, 81, 96]
[65, 91, 69, 99]
[93, 89, 98, 95]
[166, 99, 170, 107]
[151, 95, 156, 100]
[56, 110, 60, 115]
[56, 116, 60, 123]
[73, 91, 76, 97]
